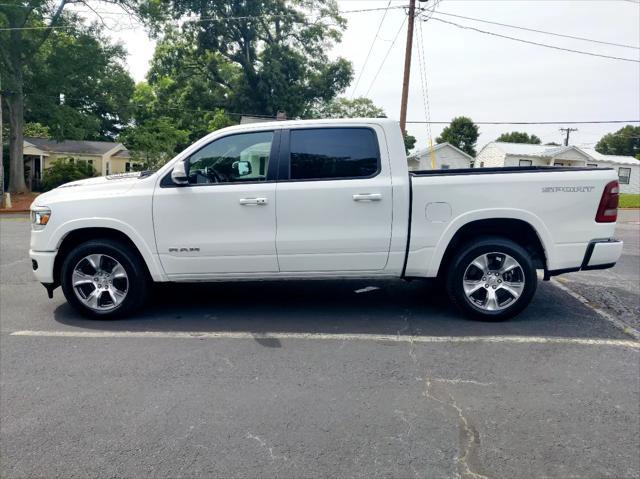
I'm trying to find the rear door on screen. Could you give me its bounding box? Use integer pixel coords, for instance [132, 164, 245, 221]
[275, 126, 393, 272]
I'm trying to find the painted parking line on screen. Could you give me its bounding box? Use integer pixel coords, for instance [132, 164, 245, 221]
[8, 330, 640, 349]
[551, 278, 640, 340]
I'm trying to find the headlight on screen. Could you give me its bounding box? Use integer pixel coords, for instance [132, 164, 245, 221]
[31, 207, 51, 230]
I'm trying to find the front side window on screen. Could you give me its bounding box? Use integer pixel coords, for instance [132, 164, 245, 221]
[519, 159, 532, 167]
[289, 128, 379, 180]
[187, 131, 273, 185]
[619, 167, 631, 185]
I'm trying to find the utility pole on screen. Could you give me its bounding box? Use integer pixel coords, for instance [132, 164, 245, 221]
[559, 127, 578, 146]
[399, 0, 417, 133]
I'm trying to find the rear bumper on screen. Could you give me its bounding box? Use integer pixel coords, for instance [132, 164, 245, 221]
[582, 238, 623, 270]
[545, 238, 623, 278]
[29, 249, 56, 284]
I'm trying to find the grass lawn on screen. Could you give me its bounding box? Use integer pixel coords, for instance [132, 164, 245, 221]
[620, 193, 640, 209]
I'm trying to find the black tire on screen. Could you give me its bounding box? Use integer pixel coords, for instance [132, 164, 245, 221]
[60, 239, 150, 319]
[445, 236, 537, 321]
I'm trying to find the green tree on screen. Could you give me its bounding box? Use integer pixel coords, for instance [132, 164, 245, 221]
[1, 1, 137, 192]
[436, 116, 479, 156]
[145, 0, 353, 119]
[120, 116, 190, 170]
[595, 125, 640, 158]
[403, 132, 416, 155]
[310, 97, 385, 119]
[496, 131, 541, 144]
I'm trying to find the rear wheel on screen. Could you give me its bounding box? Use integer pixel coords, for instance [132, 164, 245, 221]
[445, 237, 537, 321]
[60, 239, 150, 319]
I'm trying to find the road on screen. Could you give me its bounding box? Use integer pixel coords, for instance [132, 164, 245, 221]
[1, 214, 638, 479]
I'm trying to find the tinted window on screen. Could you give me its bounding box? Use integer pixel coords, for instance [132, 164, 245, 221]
[289, 128, 379, 180]
[187, 131, 273, 185]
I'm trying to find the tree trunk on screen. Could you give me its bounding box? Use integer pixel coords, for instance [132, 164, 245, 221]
[7, 84, 27, 193]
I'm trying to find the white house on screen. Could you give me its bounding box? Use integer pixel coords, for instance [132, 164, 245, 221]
[475, 142, 639, 194]
[408, 142, 474, 171]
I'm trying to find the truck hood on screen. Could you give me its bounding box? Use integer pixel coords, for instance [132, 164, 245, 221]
[32, 173, 144, 208]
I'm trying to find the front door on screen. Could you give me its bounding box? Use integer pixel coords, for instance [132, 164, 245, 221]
[153, 130, 279, 277]
[275, 127, 393, 272]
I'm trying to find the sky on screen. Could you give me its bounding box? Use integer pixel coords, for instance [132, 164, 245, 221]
[74, 0, 640, 152]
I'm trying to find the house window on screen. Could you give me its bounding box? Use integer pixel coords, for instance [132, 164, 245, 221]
[441, 164, 450, 170]
[480, 162, 485, 168]
[619, 167, 631, 185]
[125, 162, 131, 172]
[554, 162, 565, 166]
[519, 159, 532, 167]
[587, 163, 598, 167]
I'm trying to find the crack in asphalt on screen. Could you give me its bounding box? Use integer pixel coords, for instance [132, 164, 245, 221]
[246, 432, 288, 462]
[424, 378, 491, 479]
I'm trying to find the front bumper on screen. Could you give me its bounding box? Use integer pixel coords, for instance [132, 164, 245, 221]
[29, 250, 56, 284]
[545, 238, 623, 278]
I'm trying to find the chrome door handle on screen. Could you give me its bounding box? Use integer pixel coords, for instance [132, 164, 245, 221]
[239, 197, 268, 206]
[352, 193, 382, 202]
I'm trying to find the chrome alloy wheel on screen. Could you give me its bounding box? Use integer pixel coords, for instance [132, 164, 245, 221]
[71, 254, 129, 312]
[462, 252, 525, 312]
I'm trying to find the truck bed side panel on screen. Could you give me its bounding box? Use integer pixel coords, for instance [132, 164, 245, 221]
[405, 168, 619, 277]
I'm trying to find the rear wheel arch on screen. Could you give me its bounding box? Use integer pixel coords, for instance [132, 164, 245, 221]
[436, 218, 547, 278]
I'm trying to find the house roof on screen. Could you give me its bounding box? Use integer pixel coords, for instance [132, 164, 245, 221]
[112, 149, 131, 159]
[580, 148, 639, 166]
[490, 142, 578, 157]
[24, 137, 125, 156]
[413, 142, 474, 161]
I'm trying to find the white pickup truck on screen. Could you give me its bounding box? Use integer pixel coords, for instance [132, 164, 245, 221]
[29, 118, 623, 320]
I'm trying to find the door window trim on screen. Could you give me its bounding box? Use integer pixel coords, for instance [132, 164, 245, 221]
[160, 129, 281, 188]
[277, 126, 382, 182]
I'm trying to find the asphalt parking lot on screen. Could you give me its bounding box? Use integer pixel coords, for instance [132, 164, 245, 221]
[1, 214, 639, 479]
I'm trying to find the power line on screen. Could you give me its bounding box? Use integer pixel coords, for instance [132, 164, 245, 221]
[0, 5, 410, 31]
[365, 15, 407, 96]
[350, 0, 393, 98]
[415, 17, 433, 141]
[427, 17, 640, 63]
[406, 120, 640, 124]
[421, 9, 639, 49]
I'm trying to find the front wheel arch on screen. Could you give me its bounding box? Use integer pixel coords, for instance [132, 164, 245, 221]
[54, 227, 151, 287]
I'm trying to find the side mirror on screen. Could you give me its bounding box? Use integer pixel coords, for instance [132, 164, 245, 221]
[171, 161, 189, 185]
[232, 160, 252, 177]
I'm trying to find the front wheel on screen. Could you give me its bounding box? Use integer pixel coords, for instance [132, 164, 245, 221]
[60, 239, 150, 319]
[445, 237, 537, 321]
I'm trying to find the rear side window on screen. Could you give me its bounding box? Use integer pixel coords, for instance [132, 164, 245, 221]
[289, 128, 380, 180]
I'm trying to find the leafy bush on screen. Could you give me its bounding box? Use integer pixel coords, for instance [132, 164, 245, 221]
[41, 159, 95, 191]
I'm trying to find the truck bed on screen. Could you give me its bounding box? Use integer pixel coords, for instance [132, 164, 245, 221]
[411, 166, 610, 176]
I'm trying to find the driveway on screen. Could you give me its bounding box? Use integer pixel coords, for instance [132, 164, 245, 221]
[1, 214, 638, 478]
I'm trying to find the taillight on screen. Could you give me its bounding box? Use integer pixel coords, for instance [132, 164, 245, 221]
[595, 180, 619, 223]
